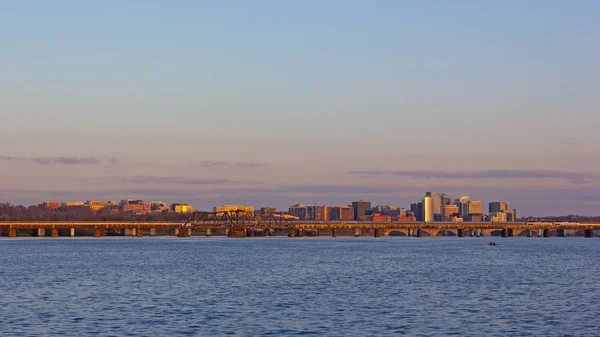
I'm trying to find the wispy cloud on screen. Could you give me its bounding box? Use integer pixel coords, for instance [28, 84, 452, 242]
[192, 160, 269, 169]
[0, 155, 117, 166]
[117, 176, 262, 185]
[119, 176, 232, 185]
[349, 169, 600, 183]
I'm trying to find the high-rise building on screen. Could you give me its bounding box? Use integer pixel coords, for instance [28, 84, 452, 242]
[442, 205, 459, 221]
[289, 204, 308, 220]
[489, 201, 509, 214]
[441, 194, 452, 207]
[414, 202, 423, 221]
[352, 200, 371, 221]
[423, 194, 434, 222]
[330, 206, 354, 221]
[465, 200, 483, 215]
[307, 205, 329, 221]
[428, 192, 442, 220]
[454, 196, 470, 217]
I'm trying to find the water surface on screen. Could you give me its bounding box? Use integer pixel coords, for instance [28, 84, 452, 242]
[0, 237, 598, 336]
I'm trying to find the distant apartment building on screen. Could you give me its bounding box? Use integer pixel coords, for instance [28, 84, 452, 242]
[213, 205, 254, 214]
[171, 203, 194, 214]
[489, 202, 516, 222]
[260, 207, 277, 213]
[397, 214, 416, 222]
[151, 201, 168, 212]
[352, 200, 371, 221]
[39, 202, 62, 210]
[329, 206, 354, 221]
[85, 200, 107, 212]
[288, 204, 308, 220]
[364, 213, 392, 222]
[490, 212, 507, 222]
[442, 205, 459, 221]
[63, 201, 84, 207]
[307, 205, 329, 221]
[465, 214, 483, 222]
[121, 200, 150, 215]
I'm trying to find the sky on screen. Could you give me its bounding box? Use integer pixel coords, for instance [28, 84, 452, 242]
[1, 1, 599, 216]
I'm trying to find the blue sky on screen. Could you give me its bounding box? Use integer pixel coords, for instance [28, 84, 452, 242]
[1, 1, 599, 215]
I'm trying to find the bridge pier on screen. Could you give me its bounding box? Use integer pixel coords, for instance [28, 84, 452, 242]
[124, 228, 132, 236]
[94, 228, 102, 238]
[37, 228, 46, 237]
[508, 229, 514, 237]
[136, 228, 143, 237]
[527, 229, 532, 237]
[354, 229, 361, 237]
[131, 228, 137, 237]
[288, 229, 295, 238]
[374, 228, 382, 237]
[501, 229, 508, 238]
[416, 229, 422, 237]
[457, 229, 466, 238]
[557, 229, 566, 237]
[332, 228, 337, 238]
[150, 228, 156, 237]
[51, 228, 58, 237]
[206, 228, 212, 237]
[584, 229, 594, 238]
[543, 229, 551, 238]
[70, 228, 75, 237]
[8, 228, 16, 237]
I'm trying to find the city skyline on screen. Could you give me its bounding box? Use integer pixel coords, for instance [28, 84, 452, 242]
[2, 1, 600, 216]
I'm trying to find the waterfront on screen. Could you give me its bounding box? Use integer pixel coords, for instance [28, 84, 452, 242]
[0, 237, 598, 336]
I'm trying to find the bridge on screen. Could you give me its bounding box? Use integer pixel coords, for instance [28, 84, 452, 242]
[0, 211, 599, 238]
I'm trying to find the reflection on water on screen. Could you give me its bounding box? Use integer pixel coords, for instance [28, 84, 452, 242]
[0, 237, 598, 336]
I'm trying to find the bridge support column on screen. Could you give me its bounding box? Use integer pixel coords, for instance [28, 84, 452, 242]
[558, 229, 566, 237]
[298, 229, 304, 237]
[8, 228, 16, 237]
[174, 228, 180, 236]
[458, 229, 466, 238]
[206, 228, 212, 237]
[354, 229, 361, 237]
[417, 229, 422, 238]
[94, 228, 102, 238]
[374, 229, 382, 238]
[584, 229, 594, 238]
[131, 228, 137, 237]
[527, 229, 532, 237]
[51, 229, 58, 237]
[288, 229, 295, 238]
[332, 228, 337, 238]
[70, 228, 75, 237]
[37, 228, 46, 237]
[124, 228, 132, 236]
[508, 229, 514, 237]
[501, 229, 508, 238]
[150, 228, 156, 237]
[136, 228, 143, 237]
[543, 229, 551, 238]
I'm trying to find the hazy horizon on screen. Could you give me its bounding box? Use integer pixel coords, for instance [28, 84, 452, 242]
[2, 1, 599, 216]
